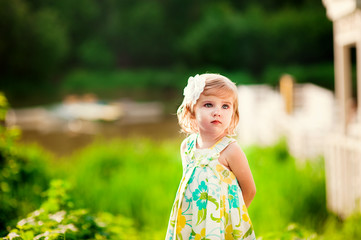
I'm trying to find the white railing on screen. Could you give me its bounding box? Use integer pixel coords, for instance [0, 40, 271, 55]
[237, 83, 335, 160]
[324, 134, 361, 218]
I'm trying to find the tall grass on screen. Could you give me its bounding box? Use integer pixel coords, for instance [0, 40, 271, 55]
[246, 141, 327, 235]
[58, 138, 183, 231]
[55, 138, 328, 236]
[4, 135, 361, 239]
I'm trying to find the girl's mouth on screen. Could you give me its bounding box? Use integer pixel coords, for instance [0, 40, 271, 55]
[211, 120, 221, 124]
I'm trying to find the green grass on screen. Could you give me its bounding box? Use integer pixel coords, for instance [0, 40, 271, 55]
[53, 138, 328, 236]
[57, 138, 183, 231]
[246, 141, 327, 235]
[3, 136, 361, 239]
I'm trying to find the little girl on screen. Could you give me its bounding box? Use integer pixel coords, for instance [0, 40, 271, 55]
[166, 73, 256, 240]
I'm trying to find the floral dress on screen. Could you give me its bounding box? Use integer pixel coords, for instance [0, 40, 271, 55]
[166, 134, 256, 240]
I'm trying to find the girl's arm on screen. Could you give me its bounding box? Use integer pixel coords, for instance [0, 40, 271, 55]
[222, 142, 256, 208]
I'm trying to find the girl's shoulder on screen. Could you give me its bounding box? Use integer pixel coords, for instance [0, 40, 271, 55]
[214, 135, 237, 152]
[221, 140, 248, 165]
[222, 140, 242, 154]
[219, 136, 243, 155]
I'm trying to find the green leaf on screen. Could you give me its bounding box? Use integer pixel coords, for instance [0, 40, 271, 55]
[244, 226, 254, 238]
[197, 209, 206, 225]
[177, 233, 184, 240]
[232, 229, 243, 238]
[22, 231, 34, 240]
[224, 212, 229, 225]
[210, 213, 221, 223]
[208, 195, 219, 210]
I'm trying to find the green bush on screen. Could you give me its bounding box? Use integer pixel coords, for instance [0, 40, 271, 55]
[3, 179, 140, 240]
[59, 69, 257, 103]
[61, 69, 188, 93]
[262, 63, 335, 90]
[0, 93, 51, 235]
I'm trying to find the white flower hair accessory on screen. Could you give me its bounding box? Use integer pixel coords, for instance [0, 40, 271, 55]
[183, 74, 206, 106]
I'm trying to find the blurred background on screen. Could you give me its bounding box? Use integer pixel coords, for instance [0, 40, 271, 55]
[1, 0, 361, 239]
[0, 0, 335, 155]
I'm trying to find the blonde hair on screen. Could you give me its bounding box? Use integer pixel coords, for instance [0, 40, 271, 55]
[177, 73, 239, 135]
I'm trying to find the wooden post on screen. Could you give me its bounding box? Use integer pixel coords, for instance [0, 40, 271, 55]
[279, 74, 294, 115]
[335, 44, 353, 133]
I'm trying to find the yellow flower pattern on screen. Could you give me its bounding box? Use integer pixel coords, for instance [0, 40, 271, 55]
[242, 213, 249, 223]
[195, 228, 206, 240]
[225, 225, 234, 240]
[242, 204, 252, 224]
[216, 164, 236, 184]
[176, 209, 186, 234]
[220, 195, 226, 219]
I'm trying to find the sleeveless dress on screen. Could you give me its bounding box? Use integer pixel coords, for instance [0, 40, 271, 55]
[166, 134, 256, 240]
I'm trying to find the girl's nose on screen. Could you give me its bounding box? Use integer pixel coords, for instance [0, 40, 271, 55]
[213, 109, 220, 117]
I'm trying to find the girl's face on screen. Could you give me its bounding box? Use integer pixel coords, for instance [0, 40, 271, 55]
[193, 93, 234, 137]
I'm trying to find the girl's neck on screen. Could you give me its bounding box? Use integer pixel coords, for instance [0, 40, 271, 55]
[196, 132, 226, 149]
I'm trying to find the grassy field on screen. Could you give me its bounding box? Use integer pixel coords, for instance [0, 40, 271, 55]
[2, 130, 361, 239]
[55, 138, 327, 236]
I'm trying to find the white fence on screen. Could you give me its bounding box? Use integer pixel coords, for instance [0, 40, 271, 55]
[285, 84, 335, 160]
[325, 134, 361, 218]
[237, 85, 286, 147]
[237, 83, 335, 160]
[237, 83, 361, 217]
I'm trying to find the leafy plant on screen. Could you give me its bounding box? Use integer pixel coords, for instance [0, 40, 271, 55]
[0, 93, 50, 235]
[3, 179, 140, 240]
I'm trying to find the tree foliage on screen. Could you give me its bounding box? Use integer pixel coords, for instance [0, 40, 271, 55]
[1, 0, 332, 75]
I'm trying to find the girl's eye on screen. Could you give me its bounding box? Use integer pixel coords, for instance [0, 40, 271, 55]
[222, 104, 230, 109]
[204, 103, 213, 108]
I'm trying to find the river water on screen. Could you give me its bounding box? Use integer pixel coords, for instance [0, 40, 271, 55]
[19, 115, 183, 157]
